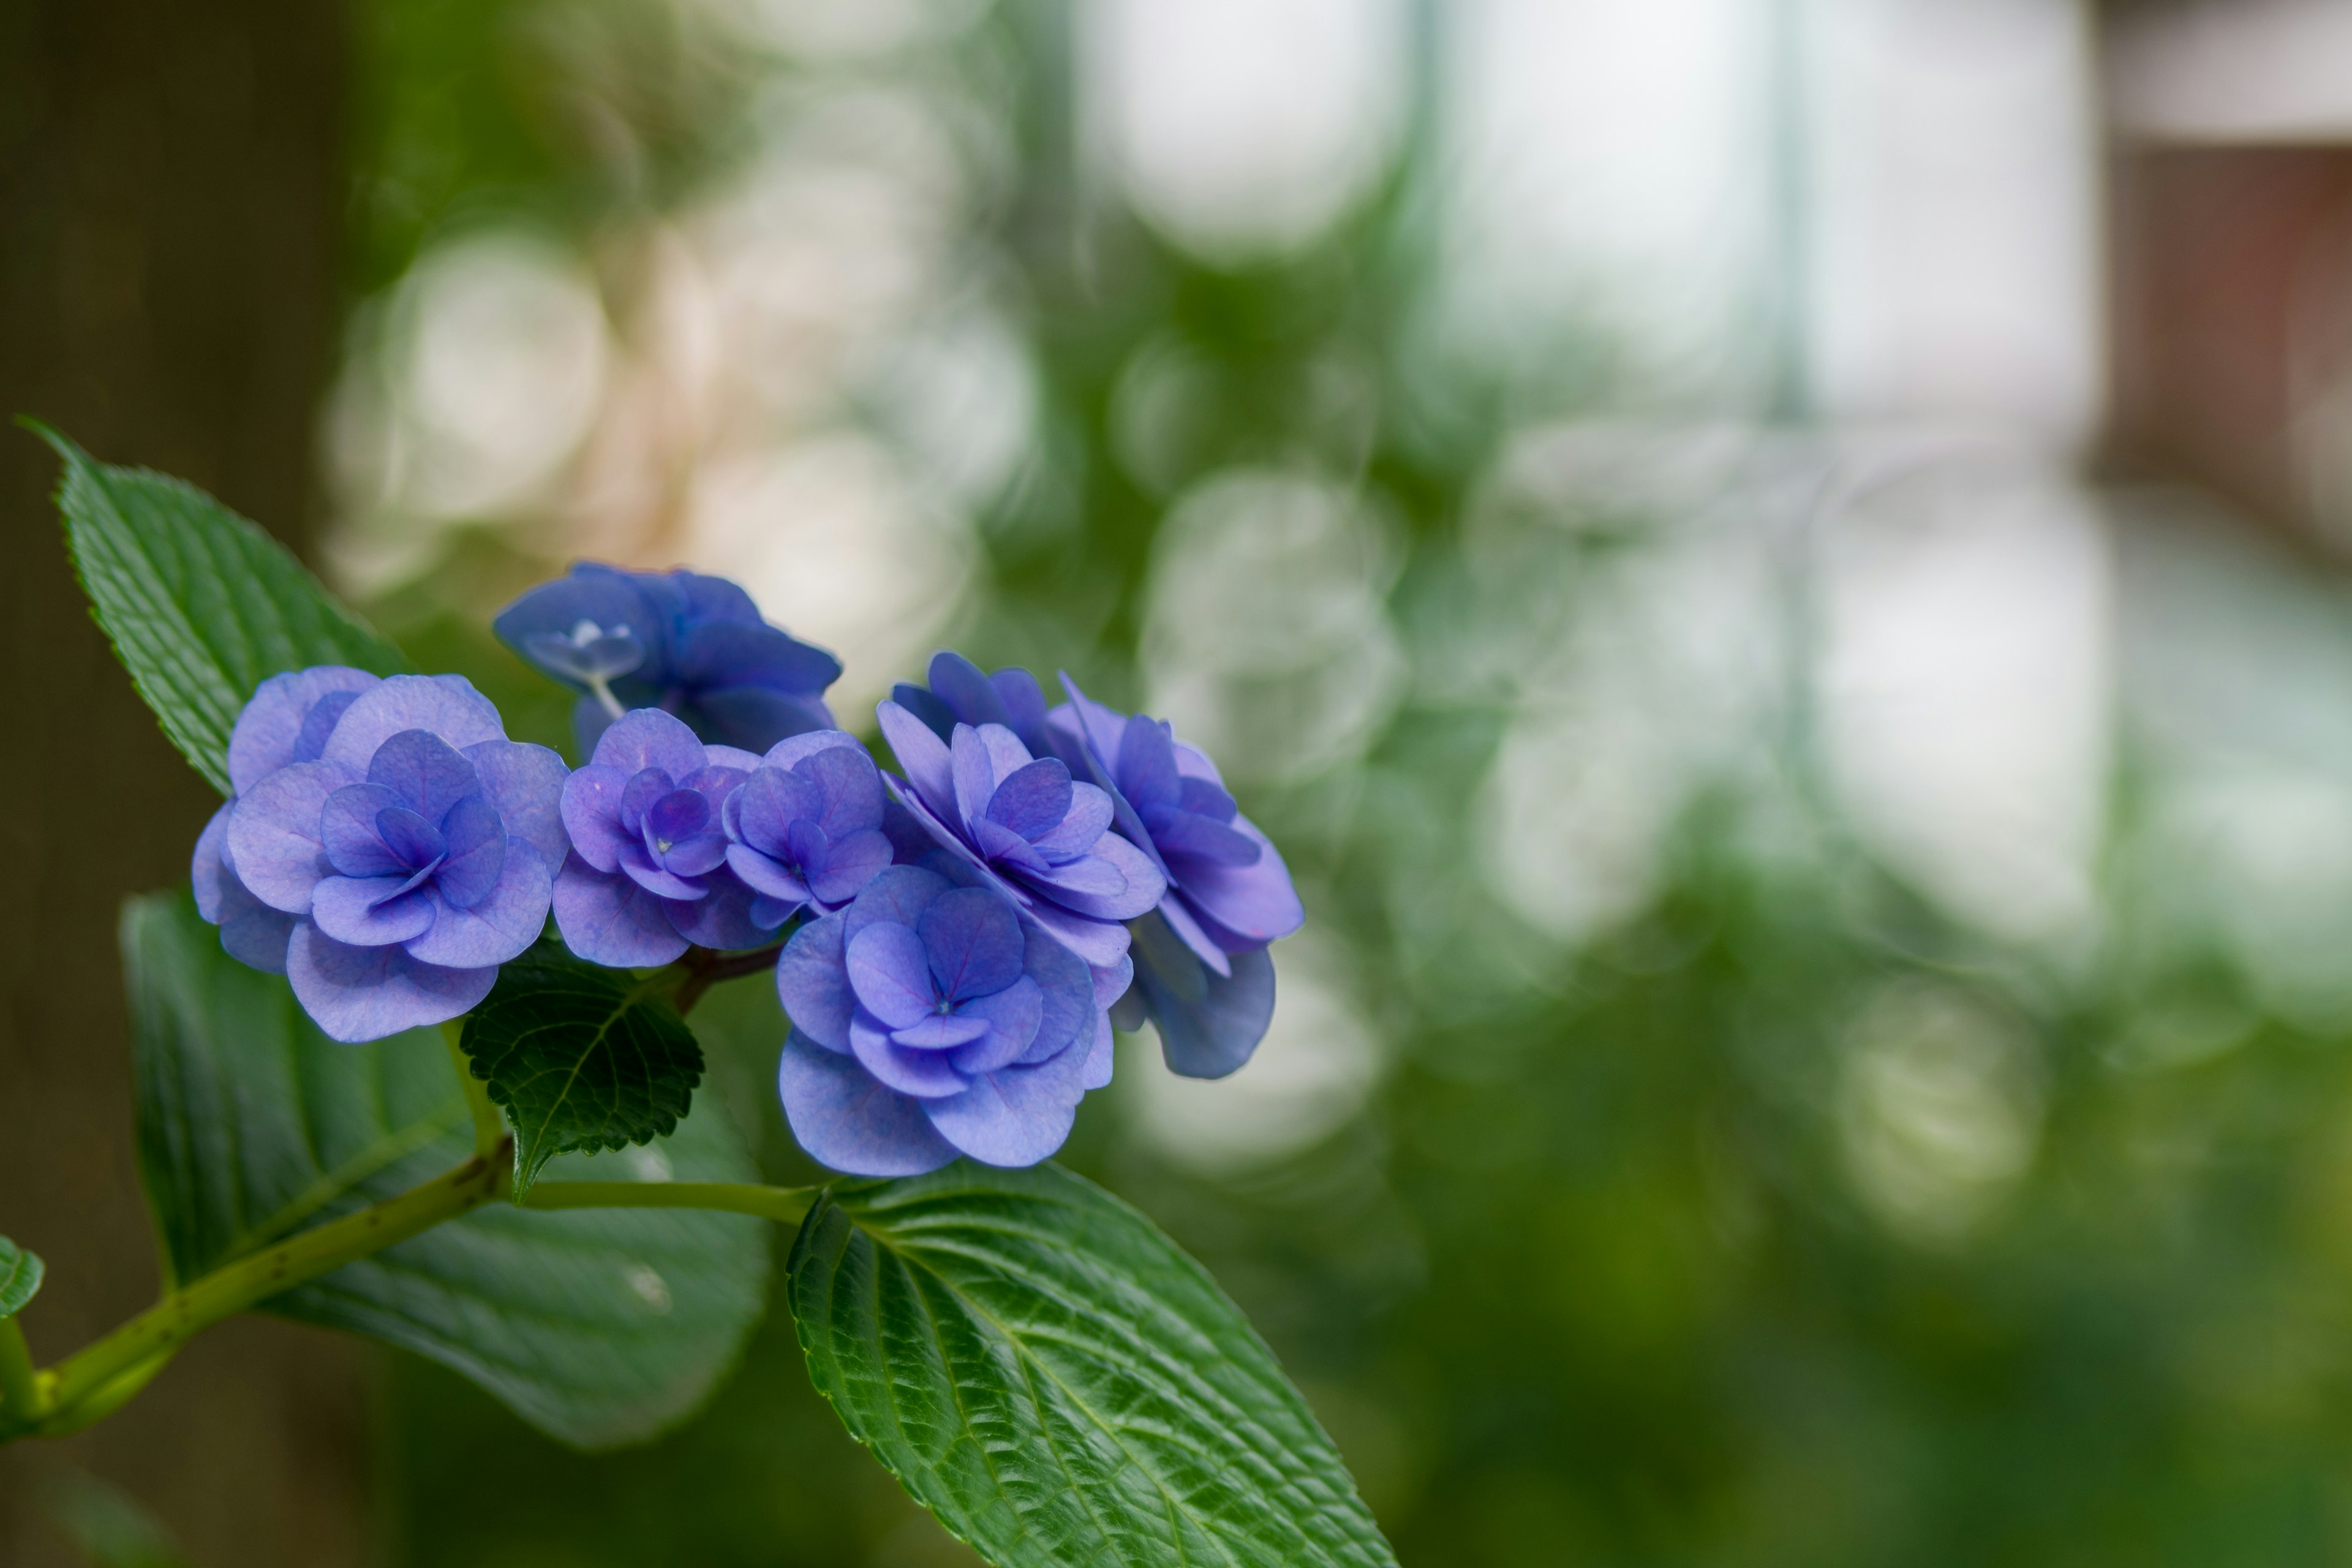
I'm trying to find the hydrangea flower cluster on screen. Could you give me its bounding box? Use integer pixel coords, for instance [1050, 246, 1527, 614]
[195, 671, 568, 1042]
[193, 567, 1302, 1178]
[494, 564, 842, 757]
[775, 867, 1108, 1174]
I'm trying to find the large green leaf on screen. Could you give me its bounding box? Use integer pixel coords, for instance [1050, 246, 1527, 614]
[788, 1163, 1398, 1568]
[122, 892, 767, 1447]
[36, 424, 409, 794]
[462, 947, 704, 1199]
[0, 1239, 42, 1319]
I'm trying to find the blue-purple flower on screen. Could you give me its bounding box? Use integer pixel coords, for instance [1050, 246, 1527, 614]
[775, 865, 1109, 1175]
[1051, 680, 1303, 1077]
[552, 709, 772, 966]
[203, 671, 569, 1042]
[722, 732, 894, 929]
[494, 564, 842, 758]
[875, 693, 1166, 976]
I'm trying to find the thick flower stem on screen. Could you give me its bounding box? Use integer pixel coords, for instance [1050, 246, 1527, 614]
[521, 1181, 816, 1226]
[32, 1150, 508, 1434]
[0, 1319, 40, 1422]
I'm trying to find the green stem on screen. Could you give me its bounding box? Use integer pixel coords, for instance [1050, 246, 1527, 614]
[443, 1020, 506, 1160]
[522, 1181, 816, 1226]
[37, 1152, 507, 1428]
[0, 1319, 41, 1423]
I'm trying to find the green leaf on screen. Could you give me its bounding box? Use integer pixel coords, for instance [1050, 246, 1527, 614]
[123, 891, 766, 1447]
[788, 1163, 1398, 1568]
[463, 948, 705, 1199]
[34, 423, 409, 794]
[0, 1238, 43, 1319]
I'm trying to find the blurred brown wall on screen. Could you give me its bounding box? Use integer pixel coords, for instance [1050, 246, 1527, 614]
[0, 1, 368, 1564]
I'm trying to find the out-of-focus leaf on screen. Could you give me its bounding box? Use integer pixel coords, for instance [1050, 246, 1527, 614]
[0, 1238, 42, 1319]
[123, 891, 764, 1447]
[788, 1161, 1397, 1568]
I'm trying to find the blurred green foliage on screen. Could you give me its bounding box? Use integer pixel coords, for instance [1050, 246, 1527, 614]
[343, 2, 2352, 1565]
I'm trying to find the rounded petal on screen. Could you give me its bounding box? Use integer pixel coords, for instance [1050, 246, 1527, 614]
[552, 853, 688, 967]
[432, 794, 508, 910]
[319, 783, 408, 878]
[311, 876, 438, 948]
[1082, 1011, 1115, 1090]
[810, 827, 892, 908]
[1172, 816, 1305, 947]
[777, 913, 854, 1048]
[663, 869, 769, 951]
[949, 975, 1044, 1074]
[1019, 832, 1166, 924]
[287, 922, 494, 1043]
[197, 804, 295, 972]
[726, 843, 812, 903]
[778, 1031, 959, 1177]
[918, 888, 1025, 1002]
[921, 1055, 1084, 1167]
[1131, 910, 1276, 1079]
[802, 744, 885, 837]
[227, 666, 380, 793]
[227, 760, 356, 913]
[406, 840, 551, 968]
[560, 764, 634, 873]
[366, 728, 483, 821]
[846, 922, 937, 1027]
[1022, 924, 1097, 1064]
[684, 685, 834, 756]
[842, 865, 953, 941]
[851, 1014, 971, 1098]
[760, 728, 865, 772]
[589, 707, 705, 779]
[1020, 899, 1131, 970]
[617, 841, 707, 901]
[1157, 893, 1233, 978]
[464, 739, 570, 870]
[191, 802, 235, 923]
[494, 568, 657, 690]
[321, 675, 505, 771]
[1030, 782, 1114, 861]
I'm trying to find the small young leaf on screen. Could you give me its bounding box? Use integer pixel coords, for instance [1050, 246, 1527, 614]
[34, 424, 409, 794]
[123, 893, 764, 1447]
[788, 1163, 1399, 1568]
[0, 1238, 43, 1319]
[462, 947, 705, 1198]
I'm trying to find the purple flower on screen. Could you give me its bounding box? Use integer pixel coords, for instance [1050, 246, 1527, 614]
[206, 672, 570, 1042]
[875, 694, 1166, 976]
[722, 732, 894, 929]
[775, 865, 1110, 1175]
[891, 650, 1057, 761]
[494, 564, 842, 758]
[552, 709, 773, 966]
[1050, 678, 1303, 1077]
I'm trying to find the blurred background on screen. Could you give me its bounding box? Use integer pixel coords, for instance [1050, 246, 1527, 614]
[20, 0, 2352, 1561]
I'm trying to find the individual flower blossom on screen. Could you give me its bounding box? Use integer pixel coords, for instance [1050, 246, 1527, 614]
[211, 673, 570, 1042]
[493, 564, 843, 758]
[775, 865, 1109, 1175]
[1050, 679, 1305, 1077]
[875, 686, 1166, 978]
[722, 732, 894, 929]
[554, 708, 773, 965]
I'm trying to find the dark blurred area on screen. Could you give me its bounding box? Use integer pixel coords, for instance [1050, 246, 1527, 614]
[28, 1, 2352, 1565]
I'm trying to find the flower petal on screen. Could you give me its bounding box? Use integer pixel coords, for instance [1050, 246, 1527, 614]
[1171, 816, 1305, 946]
[777, 913, 854, 1049]
[841, 865, 952, 941]
[846, 922, 937, 1028]
[983, 758, 1074, 842]
[319, 783, 407, 878]
[366, 728, 483, 821]
[552, 853, 690, 967]
[889, 1012, 993, 1050]
[559, 764, 635, 873]
[227, 666, 380, 792]
[227, 761, 355, 913]
[760, 728, 865, 772]
[877, 701, 960, 825]
[589, 706, 705, 778]
[434, 794, 507, 910]
[802, 744, 885, 837]
[287, 922, 494, 1043]
[1019, 899, 1131, 970]
[1130, 910, 1277, 1079]
[407, 839, 551, 968]
[310, 876, 438, 948]
[464, 739, 570, 870]
[921, 1054, 1084, 1167]
[949, 974, 1043, 1073]
[726, 843, 812, 903]
[810, 827, 892, 908]
[917, 886, 1025, 1002]
[617, 840, 707, 901]
[321, 675, 505, 771]
[851, 1012, 971, 1098]
[663, 869, 769, 951]
[778, 1031, 960, 1177]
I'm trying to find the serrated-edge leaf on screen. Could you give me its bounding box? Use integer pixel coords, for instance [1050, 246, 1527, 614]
[32, 423, 409, 793]
[788, 1162, 1398, 1568]
[0, 1238, 43, 1318]
[462, 948, 705, 1197]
